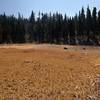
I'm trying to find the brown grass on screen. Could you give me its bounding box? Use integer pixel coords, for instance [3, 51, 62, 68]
[0, 44, 100, 100]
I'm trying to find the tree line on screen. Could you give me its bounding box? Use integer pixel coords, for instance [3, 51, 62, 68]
[0, 6, 100, 45]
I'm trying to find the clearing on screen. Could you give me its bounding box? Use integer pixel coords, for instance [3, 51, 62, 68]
[0, 44, 100, 100]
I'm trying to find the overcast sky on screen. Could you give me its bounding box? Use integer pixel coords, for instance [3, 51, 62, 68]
[0, 0, 99, 18]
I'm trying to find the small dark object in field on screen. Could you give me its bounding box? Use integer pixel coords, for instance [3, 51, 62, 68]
[64, 47, 68, 50]
[83, 48, 86, 50]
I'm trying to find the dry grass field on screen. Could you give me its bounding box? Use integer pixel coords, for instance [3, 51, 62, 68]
[0, 44, 100, 100]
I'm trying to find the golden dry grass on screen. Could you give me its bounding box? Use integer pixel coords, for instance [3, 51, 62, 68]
[0, 44, 100, 100]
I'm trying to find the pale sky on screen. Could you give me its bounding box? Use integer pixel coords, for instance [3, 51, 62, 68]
[0, 0, 99, 18]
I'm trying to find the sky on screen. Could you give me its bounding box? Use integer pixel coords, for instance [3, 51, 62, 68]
[0, 0, 99, 18]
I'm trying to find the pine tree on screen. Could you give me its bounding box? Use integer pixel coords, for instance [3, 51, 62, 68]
[86, 6, 92, 44]
[29, 11, 35, 42]
[92, 7, 98, 45]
